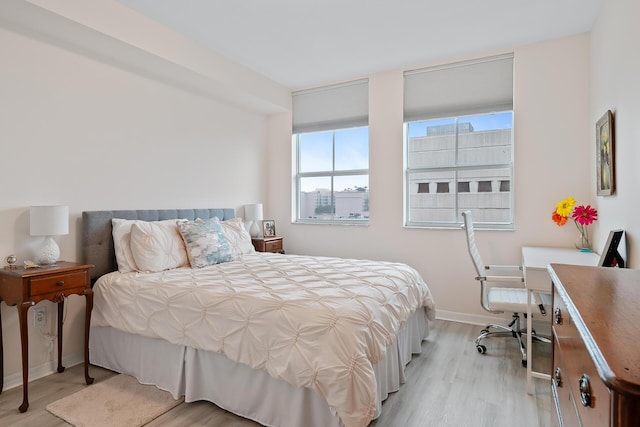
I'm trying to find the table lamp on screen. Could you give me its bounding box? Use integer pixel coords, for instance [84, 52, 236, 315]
[30, 205, 69, 265]
[244, 203, 263, 238]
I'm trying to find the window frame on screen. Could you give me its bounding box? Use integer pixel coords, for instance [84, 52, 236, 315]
[403, 112, 514, 230]
[294, 127, 370, 224]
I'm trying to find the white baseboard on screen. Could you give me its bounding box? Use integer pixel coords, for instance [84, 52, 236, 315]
[2, 352, 84, 392]
[436, 309, 499, 326]
[435, 309, 551, 334]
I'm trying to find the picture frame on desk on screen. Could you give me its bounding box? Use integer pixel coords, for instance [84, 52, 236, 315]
[599, 229, 625, 268]
[596, 109, 615, 196]
[262, 219, 276, 237]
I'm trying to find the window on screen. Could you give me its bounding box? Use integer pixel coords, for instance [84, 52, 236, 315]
[437, 182, 450, 193]
[403, 54, 514, 228]
[458, 181, 470, 193]
[295, 127, 369, 222]
[293, 80, 369, 223]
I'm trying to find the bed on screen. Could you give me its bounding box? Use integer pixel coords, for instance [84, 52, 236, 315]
[82, 208, 435, 427]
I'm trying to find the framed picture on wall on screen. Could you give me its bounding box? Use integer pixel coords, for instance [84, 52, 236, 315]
[262, 220, 276, 237]
[596, 110, 615, 196]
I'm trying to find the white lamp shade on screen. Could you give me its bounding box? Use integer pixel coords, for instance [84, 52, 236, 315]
[244, 204, 264, 222]
[30, 205, 69, 236]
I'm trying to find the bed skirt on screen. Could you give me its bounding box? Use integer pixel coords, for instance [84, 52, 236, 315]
[89, 307, 430, 427]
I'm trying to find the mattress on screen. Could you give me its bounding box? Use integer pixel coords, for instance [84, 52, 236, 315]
[91, 252, 435, 427]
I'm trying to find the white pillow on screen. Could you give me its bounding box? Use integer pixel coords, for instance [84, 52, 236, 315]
[130, 220, 189, 272]
[112, 218, 186, 273]
[112, 219, 139, 273]
[220, 217, 255, 256]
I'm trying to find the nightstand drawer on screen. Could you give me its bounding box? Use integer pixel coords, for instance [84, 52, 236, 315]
[264, 239, 283, 253]
[29, 271, 87, 296]
[252, 237, 284, 253]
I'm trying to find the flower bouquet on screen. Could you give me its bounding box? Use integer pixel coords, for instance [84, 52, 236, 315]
[552, 197, 598, 251]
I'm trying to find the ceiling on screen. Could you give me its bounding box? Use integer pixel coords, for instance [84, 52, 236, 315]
[117, 0, 604, 90]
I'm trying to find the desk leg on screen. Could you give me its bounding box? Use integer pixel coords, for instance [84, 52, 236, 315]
[56, 300, 65, 373]
[0, 304, 3, 394]
[84, 289, 94, 385]
[17, 302, 31, 413]
[526, 288, 533, 395]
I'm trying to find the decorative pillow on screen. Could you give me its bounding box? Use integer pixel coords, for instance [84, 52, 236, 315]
[220, 217, 255, 256]
[112, 219, 140, 273]
[129, 220, 189, 273]
[178, 218, 235, 268]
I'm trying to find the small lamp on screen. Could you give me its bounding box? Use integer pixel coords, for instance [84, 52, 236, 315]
[244, 203, 263, 238]
[30, 205, 69, 265]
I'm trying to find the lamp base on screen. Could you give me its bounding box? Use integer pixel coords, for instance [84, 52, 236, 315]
[249, 221, 261, 238]
[35, 236, 60, 265]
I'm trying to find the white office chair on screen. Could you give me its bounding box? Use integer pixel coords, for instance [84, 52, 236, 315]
[461, 210, 548, 367]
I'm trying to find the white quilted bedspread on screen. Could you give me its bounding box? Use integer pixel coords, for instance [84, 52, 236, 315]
[92, 253, 435, 427]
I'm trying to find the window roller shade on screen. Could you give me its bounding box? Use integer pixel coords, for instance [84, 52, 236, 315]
[293, 79, 369, 134]
[404, 54, 513, 122]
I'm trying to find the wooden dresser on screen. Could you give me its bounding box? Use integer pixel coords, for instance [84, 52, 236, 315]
[548, 264, 640, 427]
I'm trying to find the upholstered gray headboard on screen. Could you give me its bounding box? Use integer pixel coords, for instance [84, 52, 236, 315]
[82, 208, 235, 281]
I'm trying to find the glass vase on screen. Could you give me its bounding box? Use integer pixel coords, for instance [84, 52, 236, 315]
[575, 225, 592, 251]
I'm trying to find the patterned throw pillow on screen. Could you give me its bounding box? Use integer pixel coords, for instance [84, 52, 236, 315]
[178, 217, 235, 268]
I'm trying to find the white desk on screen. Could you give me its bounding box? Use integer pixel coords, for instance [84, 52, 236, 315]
[521, 246, 600, 394]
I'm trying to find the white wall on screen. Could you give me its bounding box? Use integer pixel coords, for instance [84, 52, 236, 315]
[268, 34, 592, 323]
[590, 0, 640, 267]
[0, 24, 272, 386]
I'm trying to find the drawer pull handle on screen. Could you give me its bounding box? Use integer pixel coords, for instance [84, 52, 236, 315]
[56, 281, 65, 287]
[554, 367, 562, 387]
[554, 307, 562, 324]
[579, 374, 592, 407]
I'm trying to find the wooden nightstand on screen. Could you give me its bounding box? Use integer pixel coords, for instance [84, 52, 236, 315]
[252, 237, 285, 254]
[0, 261, 94, 413]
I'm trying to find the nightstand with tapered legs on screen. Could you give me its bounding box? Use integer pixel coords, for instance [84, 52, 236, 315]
[0, 261, 94, 413]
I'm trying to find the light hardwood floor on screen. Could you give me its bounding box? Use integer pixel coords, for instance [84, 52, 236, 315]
[0, 319, 551, 426]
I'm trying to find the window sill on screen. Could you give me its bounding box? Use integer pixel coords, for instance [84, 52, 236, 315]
[403, 223, 514, 231]
[294, 220, 369, 227]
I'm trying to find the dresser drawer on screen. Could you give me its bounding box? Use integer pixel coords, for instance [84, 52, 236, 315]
[565, 340, 611, 427]
[553, 289, 611, 427]
[552, 332, 581, 427]
[29, 271, 87, 296]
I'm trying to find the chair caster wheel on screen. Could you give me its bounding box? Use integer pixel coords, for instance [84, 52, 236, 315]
[522, 359, 527, 367]
[476, 345, 487, 354]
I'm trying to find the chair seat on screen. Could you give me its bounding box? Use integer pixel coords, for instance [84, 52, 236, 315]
[487, 287, 535, 312]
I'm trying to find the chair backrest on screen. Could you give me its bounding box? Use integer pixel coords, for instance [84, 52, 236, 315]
[461, 211, 485, 277]
[462, 210, 496, 312]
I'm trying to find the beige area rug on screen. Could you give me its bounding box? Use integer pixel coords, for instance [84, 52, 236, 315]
[46, 374, 184, 427]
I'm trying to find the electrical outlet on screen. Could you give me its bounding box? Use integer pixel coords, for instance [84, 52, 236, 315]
[33, 307, 47, 327]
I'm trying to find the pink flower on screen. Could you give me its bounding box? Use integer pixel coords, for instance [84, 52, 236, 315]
[572, 205, 598, 226]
